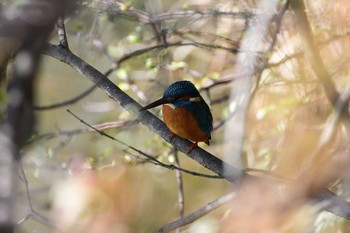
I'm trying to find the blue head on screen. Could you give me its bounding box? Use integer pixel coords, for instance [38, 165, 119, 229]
[140, 81, 201, 110]
[163, 81, 200, 99]
[163, 81, 201, 107]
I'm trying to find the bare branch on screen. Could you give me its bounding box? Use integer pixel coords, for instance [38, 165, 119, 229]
[66, 109, 223, 179]
[116, 42, 238, 67]
[34, 84, 97, 110]
[0, 1, 71, 231]
[16, 162, 54, 229]
[156, 192, 237, 233]
[92, 1, 254, 24]
[291, 0, 339, 107]
[223, 0, 281, 174]
[29, 119, 138, 142]
[173, 148, 185, 230]
[56, 17, 69, 49]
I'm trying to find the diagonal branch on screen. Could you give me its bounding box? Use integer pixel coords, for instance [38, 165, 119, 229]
[156, 192, 237, 233]
[44, 43, 242, 182]
[291, 0, 340, 107]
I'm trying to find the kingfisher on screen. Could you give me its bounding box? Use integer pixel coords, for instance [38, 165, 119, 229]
[140, 80, 213, 153]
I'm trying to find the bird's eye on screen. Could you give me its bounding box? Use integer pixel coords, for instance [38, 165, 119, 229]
[189, 97, 201, 102]
[177, 96, 191, 101]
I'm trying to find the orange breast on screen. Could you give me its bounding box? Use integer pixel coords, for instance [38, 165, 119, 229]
[162, 104, 209, 144]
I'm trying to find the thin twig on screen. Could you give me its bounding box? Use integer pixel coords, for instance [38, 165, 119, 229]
[29, 120, 138, 142]
[66, 109, 223, 179]
[0, 1, 70, 231]
[302, 83, 350, 172]
[200, 73, 247, 92]
[93, 1, 254, 24]
[116, 42, 239, 68]
[173, 148, 185, 233]
[56, 17, 69, 49]
[156, 192, 237, 233]
[34, 84, 97, 110]
[17, 162, 54, 229]
[267, 30, 350, 69]
[252, 0, 290, 91]
[291, 0, 339, 107]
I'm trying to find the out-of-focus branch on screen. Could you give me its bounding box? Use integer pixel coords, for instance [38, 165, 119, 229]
[117, 42, 238, 67]
[29, 119, 138, 142]
[0, 1, 71, 147]
[16, 163, 54, 228]
[290, 2, 350, 198]
[268, 30, 350, 69]
[0, 1, 71, 232]
[223, 0, 281, 176]
[251, 0, 290, 95]
[34, 18, 101, 111]
[156, 192, 237, 233]
[93, 1, 254, 24]
[291, 0, 340, 108]
[173, 148, 185, 231]
[34, 84, 97, 110]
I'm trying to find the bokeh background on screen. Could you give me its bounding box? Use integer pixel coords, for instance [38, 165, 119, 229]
[2, 0, 350, 232]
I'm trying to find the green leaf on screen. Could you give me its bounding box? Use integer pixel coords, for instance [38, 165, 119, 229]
[170, 61, 187, 70]
[145, 58, 157, 69]
[117, 68, 128, 80]
[118, 82, 130, 91]
[127, 34, 140, 44]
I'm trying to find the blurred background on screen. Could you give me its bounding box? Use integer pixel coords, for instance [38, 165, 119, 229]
[2, 0, 350, 232]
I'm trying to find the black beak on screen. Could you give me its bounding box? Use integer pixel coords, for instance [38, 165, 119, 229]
[139, 98, 169, 111]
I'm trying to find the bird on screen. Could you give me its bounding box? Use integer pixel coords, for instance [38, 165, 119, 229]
[140, 80, 213, 153]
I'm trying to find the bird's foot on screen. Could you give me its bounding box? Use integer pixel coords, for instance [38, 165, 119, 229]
[187, 142, 198, 153]
[169, 133, 176, 142]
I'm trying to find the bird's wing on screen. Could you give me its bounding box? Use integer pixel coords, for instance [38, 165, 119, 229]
[188, 100, 213, 138]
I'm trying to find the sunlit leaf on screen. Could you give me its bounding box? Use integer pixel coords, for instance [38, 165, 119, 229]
[47, 148, 54, 158]
[205, 72, 220, 80]
[182, 1, 189, 9]
[118, 82, 130, 91]
[145, 58, 156, 69]
[256, 109, 266, 120]
[119, 2, 131, 11]
[170, 61, 187, 70]
[229, 101, 237, 112]
[118, 111, 131, 120]
[167, 154, 175, 163]
[34, 168, 40, 178]
[276, 121, 286, 132]
[116, 68, 128, 80]
[123, 155, 132, 163]
[107, 45, 122, 58]
[188, 217, 219, 233]
[127, 34, 140, 44]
